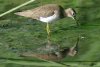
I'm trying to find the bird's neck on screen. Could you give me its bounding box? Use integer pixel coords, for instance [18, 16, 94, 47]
[64, 10, 68, 17]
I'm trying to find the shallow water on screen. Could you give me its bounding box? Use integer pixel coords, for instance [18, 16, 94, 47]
[0, 0, 100, 67]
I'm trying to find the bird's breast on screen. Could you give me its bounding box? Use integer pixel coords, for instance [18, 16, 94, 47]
[39, 13, 59, 23]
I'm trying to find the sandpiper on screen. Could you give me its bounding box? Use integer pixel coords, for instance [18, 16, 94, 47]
[15, 4, 77, 37]
[20, 44, 78, 61]
[20, 36, 81, 61]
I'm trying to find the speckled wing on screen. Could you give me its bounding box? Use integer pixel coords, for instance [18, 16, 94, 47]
[15, 4, 60, 20]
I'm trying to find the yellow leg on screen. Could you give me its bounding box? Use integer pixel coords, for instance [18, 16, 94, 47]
[46, 23, 50, 39]
[46, 23, 51, 46]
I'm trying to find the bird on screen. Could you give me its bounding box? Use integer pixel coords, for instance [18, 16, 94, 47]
[20, 45, 78, 61]
[15, 4, 77, 38]
[20, 37, 79, 61]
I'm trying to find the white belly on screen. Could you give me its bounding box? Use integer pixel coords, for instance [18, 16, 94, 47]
[39, 13, 59, 23]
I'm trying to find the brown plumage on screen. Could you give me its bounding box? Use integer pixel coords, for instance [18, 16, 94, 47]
[15, 4, 75, 21]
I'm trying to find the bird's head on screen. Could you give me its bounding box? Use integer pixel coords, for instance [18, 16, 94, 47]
[65, 8, 76, 20]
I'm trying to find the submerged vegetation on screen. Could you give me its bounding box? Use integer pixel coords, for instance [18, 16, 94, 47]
[0, 0, 100, 67]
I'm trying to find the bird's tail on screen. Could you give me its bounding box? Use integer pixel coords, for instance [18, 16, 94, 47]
[14, 10, 33, 18]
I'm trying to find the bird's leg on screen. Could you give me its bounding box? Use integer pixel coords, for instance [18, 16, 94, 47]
[46, 23, 51, 40]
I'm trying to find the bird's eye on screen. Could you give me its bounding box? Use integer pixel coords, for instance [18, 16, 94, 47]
[73, 12, 76, 16]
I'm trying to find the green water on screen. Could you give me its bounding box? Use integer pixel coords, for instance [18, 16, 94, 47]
[0, 0, 100, 67]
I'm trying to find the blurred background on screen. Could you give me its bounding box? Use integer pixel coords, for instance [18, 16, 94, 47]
[0, 0, 100, 67]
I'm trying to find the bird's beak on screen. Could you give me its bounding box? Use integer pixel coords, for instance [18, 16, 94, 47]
[72, 16, 80, 26]
[72, 16, 76, 20]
